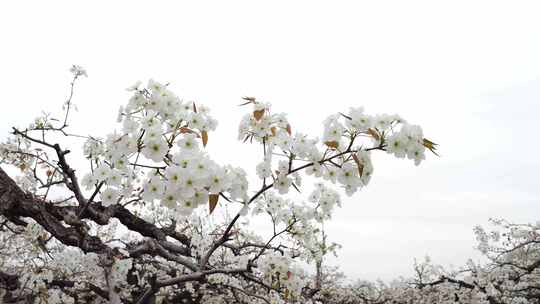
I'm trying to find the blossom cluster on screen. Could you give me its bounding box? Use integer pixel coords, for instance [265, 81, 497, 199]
[249, 185, 341, 264]
[79, 80, 249, 215]
[308, 183, 342, 220]
[259, 253, 306, 298]
[240, 101, 432, 200]
[324, 107, 427, 165]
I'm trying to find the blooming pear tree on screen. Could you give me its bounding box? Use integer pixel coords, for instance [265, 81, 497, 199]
[0, 66, 438, 304]
[312, 219, 540, 304]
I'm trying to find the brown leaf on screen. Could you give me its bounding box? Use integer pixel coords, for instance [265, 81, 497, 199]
[179, 127, 194, 134]
[423, 138, 437, 148]
[192, 102, 197, 113]
[423, 138, 439, 156]
[201, 130, 208, 147]
[352, 154, 364, 177]
[253, 109, 265, 121]
[209, 194, 219, 214]
[367, 128, 380, 141]
[270, 126, 277, 136]
[286, 124, 292, 135]
[324, 141, 339, 149]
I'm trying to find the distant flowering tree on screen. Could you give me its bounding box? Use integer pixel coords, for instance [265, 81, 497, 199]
[0, 66, 438, 304]
[313, 219, 540, 304]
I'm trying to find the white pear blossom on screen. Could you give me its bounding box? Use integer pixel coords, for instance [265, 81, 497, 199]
[386, 133, 408, 158]
[142, 176, 165, 201]
[93, 164, 112, 182]
[101, 188, 119, 206]
[274, 174, 292, 194]
[161, 190, 179, 208]
[208, 168, 230, 194]
[177, 133, 200, 152]
[107, 169, 123, 187]
[141, 137, 168, 162]
[256, 161, 272, 179]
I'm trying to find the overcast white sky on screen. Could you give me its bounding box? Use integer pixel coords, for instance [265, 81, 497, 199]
[1, 1, 539, 281]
